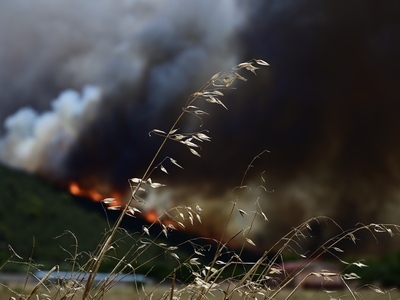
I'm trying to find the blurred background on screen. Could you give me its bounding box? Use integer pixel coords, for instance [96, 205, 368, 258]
[1, 0, 400, 273]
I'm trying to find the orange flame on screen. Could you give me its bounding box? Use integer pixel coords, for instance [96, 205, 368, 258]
[144, 209, 158, 223]
[143, 209, 181, 231]
[69, 182, 103, 201]
[68, 182, 121, 206]
[68, 182, 179, 228]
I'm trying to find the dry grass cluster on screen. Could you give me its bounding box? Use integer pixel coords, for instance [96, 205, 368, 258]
[2, 59, 400, 300]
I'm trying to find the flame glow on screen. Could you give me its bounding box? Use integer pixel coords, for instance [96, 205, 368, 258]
[68, 182, 121, 206]
[68, 182, 168, 225]
[144, 209, 158, 223]
[69, 182, 102, 201]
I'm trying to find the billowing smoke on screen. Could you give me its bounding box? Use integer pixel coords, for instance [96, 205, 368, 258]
[0, 86, 101, 176]
[0, 0, 248, 186]
[1, 0, 400, 253]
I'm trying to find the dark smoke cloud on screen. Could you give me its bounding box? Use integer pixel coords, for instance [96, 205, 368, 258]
[229, 0, 400, 252]
[1, 0, 400, 253]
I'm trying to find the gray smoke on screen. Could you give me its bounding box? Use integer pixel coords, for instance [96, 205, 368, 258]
[0, 0, 248, 181]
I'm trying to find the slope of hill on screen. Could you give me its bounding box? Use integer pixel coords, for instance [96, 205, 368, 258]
[0, 164, 111, 270]
[0, 164, 192, 278]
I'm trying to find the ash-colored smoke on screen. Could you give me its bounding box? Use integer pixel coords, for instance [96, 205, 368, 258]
[0, 0, 249, 182]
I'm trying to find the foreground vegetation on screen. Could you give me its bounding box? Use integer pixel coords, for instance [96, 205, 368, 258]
[1, 283, 400, 300]
[1, 59, 399, 299]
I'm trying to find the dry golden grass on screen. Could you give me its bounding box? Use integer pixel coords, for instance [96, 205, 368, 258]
[2, 284, 399, 300]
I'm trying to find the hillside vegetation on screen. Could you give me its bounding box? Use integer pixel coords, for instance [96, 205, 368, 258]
[0, 164, 110, 270]
[0, 164, 193, 279]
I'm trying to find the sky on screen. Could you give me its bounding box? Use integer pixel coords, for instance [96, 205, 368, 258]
[1, 0, 400, 253]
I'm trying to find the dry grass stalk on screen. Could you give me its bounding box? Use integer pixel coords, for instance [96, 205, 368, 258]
[80, 58, 269, 299]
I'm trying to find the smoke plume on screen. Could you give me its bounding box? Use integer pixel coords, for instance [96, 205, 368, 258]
[0, 0, 247, 183]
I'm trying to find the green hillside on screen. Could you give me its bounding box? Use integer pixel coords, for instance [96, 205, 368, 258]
[0, 164, 190, 278]
[0, 164, 111, 270]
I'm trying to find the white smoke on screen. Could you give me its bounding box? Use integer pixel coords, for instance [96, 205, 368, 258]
[0, 86, 102, 176]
